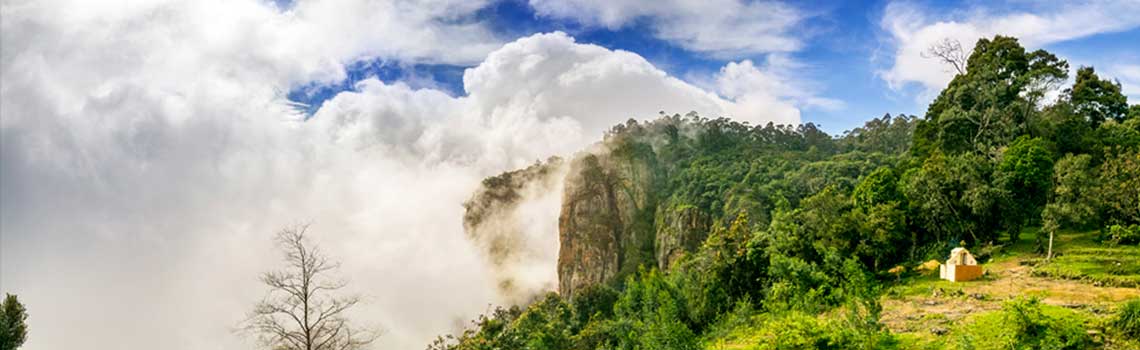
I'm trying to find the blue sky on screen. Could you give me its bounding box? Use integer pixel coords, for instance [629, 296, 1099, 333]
[284, 0, 1140, 135]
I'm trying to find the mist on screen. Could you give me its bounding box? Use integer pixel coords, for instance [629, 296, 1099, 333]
[0, 1, 797, 349]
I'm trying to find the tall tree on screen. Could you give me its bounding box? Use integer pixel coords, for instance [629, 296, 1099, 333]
[245, 225, 378, 350]
[1067, 66, 1128, 128]
[913, 36, 1067, 157]
[0, 294, 28, 350]
[1097, 150, 1140, 225]
[1042, 154, 1098, 259]
[998, 137, 1055, 243]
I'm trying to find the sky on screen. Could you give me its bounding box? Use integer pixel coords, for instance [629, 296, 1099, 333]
[1, 0, 1138, 349]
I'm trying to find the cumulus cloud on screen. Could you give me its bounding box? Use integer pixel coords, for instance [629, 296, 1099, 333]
[0, 1, 800, 349]
[879, 0, 1140, 101]
[528, 0, 804, 57]
[715, 57, 844, 121]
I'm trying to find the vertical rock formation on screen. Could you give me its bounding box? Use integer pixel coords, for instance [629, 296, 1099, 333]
[462, 157, 566, 302]
[556, 139, 663, 298]
[464, 119, 720, 300]
[654, 203, 710, 270]
[557, 154, 623, 298]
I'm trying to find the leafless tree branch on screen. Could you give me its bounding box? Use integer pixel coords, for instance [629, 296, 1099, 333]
[922, 38, 967, 75]
[243, 224, 380, 350]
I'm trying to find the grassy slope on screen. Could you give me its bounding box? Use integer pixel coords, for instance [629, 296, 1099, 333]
[704, 229, 1140, 349]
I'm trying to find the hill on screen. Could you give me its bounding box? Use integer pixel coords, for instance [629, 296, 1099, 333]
[436, 35, 1140, 350]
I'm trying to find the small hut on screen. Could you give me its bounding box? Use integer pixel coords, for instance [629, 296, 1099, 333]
[939, 247, 982, 282]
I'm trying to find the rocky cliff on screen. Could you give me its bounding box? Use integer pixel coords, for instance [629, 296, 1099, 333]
[464, 119, 716, 300]
[462, 157, 566, 302]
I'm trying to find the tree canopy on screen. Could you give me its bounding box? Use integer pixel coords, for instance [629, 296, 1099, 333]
[430, 34, 1139, 350]
[1, 294, 28, 350]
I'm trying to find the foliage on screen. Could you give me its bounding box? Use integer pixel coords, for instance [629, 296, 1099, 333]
[925, 297, 1093, 350]
[1107, 224, 1140, 246]
[744, 311, 896, 350]
[902, 152, 1005, 246]
[914, 36, 1067, 157]
[1042, 154, 1097, 233]
[1067, 66, 1129, 128]
[1096, 150, 1140, 225]
[611, 269, 700, 350]
[1001, 297, 1091, 350]
[434, 34, 1139, 350]
[1112, 299, 1140, 340]
[0, 294, 28, 350]
[841, 114, 919, 155]
[852, 167, 902, 210]
[998, 136, 1055, 246]
[1030, 230, 1140, 288]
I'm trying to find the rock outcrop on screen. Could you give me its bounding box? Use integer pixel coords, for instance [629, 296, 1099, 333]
[557, 154, 624, 298]
[556, 139, 667, 298]
[654, 202, 710, 270]
[464, 119, 717, 300]
[462, 157, 565, 302]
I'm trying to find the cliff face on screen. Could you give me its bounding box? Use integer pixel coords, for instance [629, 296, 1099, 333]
[464, 123, 714, 300]
[557, 153, 624, 298]
[555, 139, 707, 298]
[462, 157, 566, 302]
[654, 202, 710, 271]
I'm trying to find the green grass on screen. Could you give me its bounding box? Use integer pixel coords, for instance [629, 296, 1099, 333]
[896, 298, 1095, 350]
[1031, 230, 1140, 287]
[706, 229, 1140, 350]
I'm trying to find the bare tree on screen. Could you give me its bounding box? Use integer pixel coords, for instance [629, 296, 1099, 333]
[922, 38, 968, 75]
[245, 224, 378, 350]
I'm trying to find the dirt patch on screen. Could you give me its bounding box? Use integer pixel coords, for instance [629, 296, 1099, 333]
[881, 257, 1140, 335]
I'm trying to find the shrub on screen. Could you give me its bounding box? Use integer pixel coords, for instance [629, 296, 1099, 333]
[1108, 224, 1140, 246]
[1112, 299, 1140, 340]
[1002, 297, 1091, 350]
[744, 312, 897, 350]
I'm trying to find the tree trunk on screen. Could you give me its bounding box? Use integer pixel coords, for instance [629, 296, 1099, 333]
[1047, 230, 1054, 261]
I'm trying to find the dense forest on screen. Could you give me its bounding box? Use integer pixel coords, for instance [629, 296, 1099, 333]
[433, 36, 1140, 349]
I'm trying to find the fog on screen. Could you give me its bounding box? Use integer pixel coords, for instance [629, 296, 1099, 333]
[0, 1, 797, 349]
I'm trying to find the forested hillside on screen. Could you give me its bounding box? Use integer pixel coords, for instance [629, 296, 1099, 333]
[437, 35, 1140, 349]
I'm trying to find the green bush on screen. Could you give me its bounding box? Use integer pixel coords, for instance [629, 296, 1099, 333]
[1112, 299, 1140, 340]
[1108, 224, 1140, 245]
[1002, 297, 1091, 350]
[736, 312, 896, 350]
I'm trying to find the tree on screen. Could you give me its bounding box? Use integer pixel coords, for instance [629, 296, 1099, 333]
[1041, 154, 1097, 259]
[613, 269, 699, 350]
[903, 152, 1006, 247]
[841, 114, 918, 155]
[1097, 150, 1140, 225]
[0, 294, 28, 350]
[913, 36, 1068, 157]
[923, 38, 967, 75]
[853, 167, 902, 210]
[1067, 66, 1128, 128]
[245, 225, 377, 350]
[1037, 103, 1092, 156]
[998, 137, 1054, 245]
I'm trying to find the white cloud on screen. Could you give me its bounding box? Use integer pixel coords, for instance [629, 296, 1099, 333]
[528, 0, 804, 57]
[1111, 64, 1140, 99]
[715, 57, 844, 117]
[0, 1, 800, 348]
[879, 0, 1140, 102]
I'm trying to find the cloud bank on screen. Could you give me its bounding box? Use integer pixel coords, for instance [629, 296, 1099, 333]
[0, 1, 801, 349]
